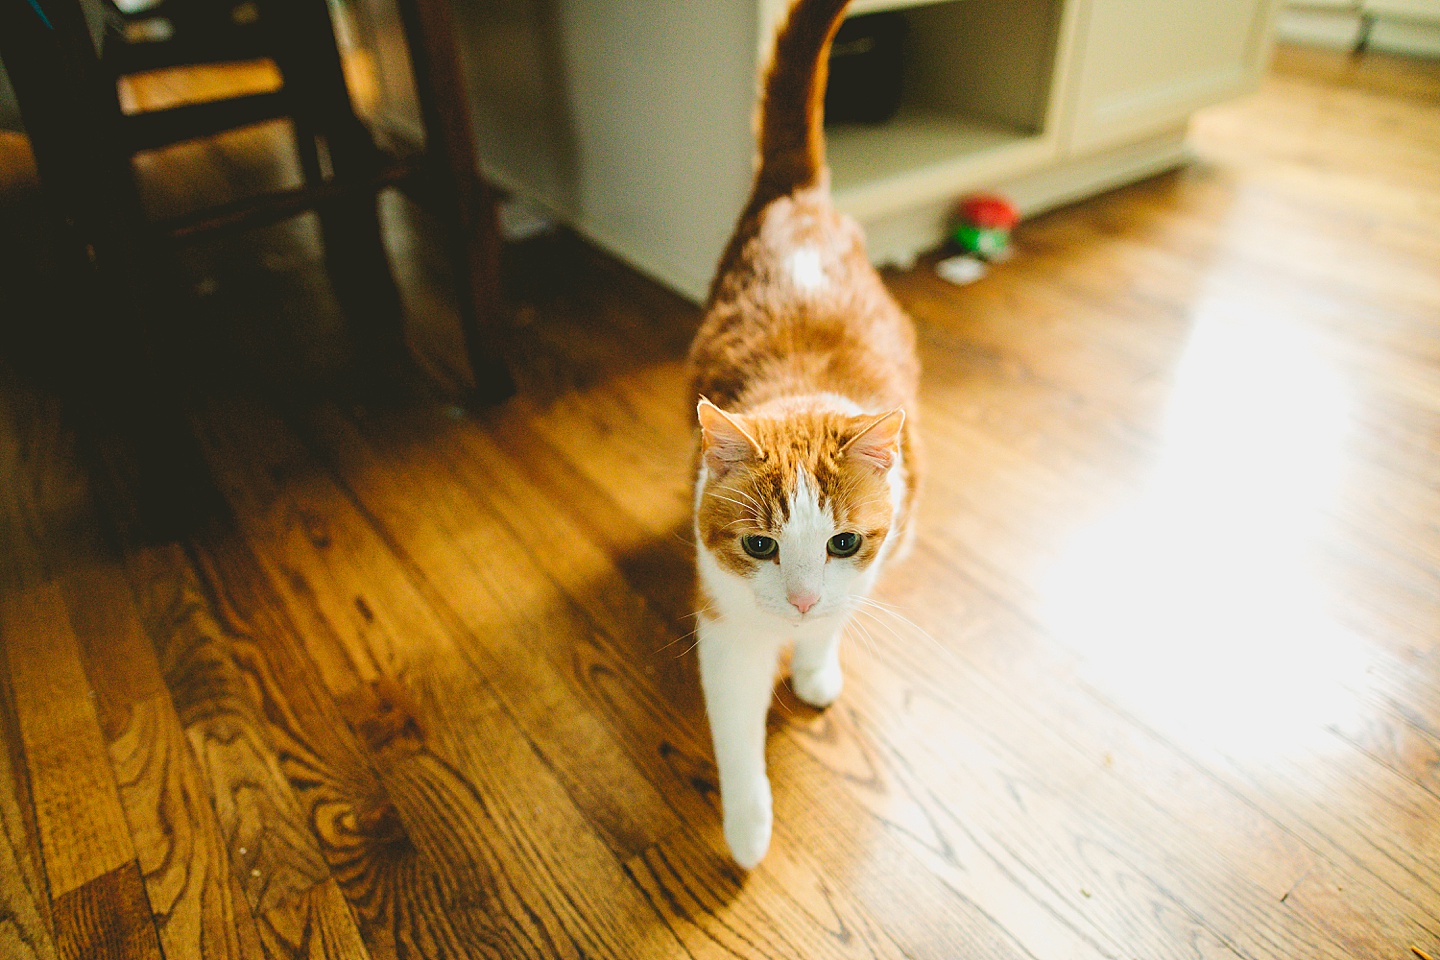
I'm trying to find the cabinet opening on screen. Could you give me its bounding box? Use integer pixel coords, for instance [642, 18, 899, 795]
[824, 0, 1063, 196]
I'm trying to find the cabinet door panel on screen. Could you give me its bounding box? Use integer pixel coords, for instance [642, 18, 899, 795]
[1364, 0, 1440, 19]
[1066, 0, 1278, 155]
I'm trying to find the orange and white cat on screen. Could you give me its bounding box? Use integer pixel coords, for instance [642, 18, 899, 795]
[688, 0, 921, 868]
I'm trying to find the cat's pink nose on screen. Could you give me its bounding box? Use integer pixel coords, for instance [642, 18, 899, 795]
[788, 591, 819, 615]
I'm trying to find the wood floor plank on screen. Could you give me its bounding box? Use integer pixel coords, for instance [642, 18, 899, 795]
[125, 540, 339, 915]
[1330, 697, 1440, 801]
[0, 821, 56, 960]
[255, 878, 375, 960]
[0, 584, 137, 899]
[0, 597, 55, 960]
[0, 681, 56, 960]
[126, 538, 377, 959]
[105, 692, 261, 960]
[192, 395, 696, 959]
[52, 862, 163, 960]
[64, 548, 275, 960]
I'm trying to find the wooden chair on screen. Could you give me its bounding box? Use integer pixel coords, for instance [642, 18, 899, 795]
[0, 0, 514, 527]
[0, 0, 518, 402]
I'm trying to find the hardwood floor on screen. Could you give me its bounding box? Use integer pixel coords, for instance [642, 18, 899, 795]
[2, 43, 1439, 959]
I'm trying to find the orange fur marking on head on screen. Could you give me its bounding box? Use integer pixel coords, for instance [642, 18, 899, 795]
[695, 410, 904, 577]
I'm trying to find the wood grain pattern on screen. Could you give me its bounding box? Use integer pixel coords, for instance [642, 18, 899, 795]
[0, 658, 56, 960]
[2, 40, 1439, 960]
[0, 583, 137, 899]
[130, 538, 375, 959]
[64, 549, 276, 960]
[52, 863, 163, 960]
[191, 395, 698, 958]
[105, 693, 260, 960]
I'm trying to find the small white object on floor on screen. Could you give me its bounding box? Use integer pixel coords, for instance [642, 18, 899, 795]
[936, 254, 988, 286]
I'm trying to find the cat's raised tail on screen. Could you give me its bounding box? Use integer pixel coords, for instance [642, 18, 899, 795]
[753, 0, 852, 208]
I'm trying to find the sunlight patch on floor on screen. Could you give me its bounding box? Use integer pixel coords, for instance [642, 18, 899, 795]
[1039, 280, 1374, 758]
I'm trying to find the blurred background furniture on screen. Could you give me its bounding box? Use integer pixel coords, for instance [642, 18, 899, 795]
[1276, 0, 1440, 55]
[0, 0, 513, 526]
[3, 0, 513, 401]
[351, 0, 1283, 300]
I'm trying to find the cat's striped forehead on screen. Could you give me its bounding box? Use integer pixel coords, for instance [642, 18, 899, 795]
[697, 410, 897, 572]
[735, 413, 856, 524]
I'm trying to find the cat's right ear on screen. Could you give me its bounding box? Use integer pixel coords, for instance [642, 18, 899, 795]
[697, 397, 762, 477]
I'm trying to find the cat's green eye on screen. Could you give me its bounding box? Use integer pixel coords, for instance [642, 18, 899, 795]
[827, 532, 862, 558]
[741, 535, 778, 559]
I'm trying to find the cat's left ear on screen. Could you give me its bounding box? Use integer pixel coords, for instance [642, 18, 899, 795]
[698, 397, 763, 477]
[841, 409, 906, 470]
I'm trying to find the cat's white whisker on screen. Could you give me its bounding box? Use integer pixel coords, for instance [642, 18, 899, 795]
[729, 487, 766, 511]
[656, 602, 717, 654]
[677, 634, 705, 660]
[855, 595, 936, 641]
[773, 684, 795, 716]
[658, 622, 706, 654]
[658, 627, 700, 654]
[858, 617, 885, 661]
[851, 605, 903, 651]
[845, 611, 880, 659]
[707, 493, 764, 519]
[852, 597, 954, 666]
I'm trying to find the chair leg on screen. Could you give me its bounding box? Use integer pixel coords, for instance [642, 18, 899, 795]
[396, 0, 515, 404]
[321, 186, 410, 372]
[263, 0, 409, 380]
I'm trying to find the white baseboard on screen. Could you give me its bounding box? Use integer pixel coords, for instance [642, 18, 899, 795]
[1277, 8, 1440, 57]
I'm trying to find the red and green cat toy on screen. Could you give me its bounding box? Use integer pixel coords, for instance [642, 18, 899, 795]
[951, 193, 1019, 260]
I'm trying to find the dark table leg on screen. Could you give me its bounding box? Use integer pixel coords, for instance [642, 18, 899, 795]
[396, 0, 516, 404]
[264, 0, 410, 380]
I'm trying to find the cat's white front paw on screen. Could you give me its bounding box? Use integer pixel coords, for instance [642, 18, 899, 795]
[792, 659, 843, 708]
[723, 787, 773, 869]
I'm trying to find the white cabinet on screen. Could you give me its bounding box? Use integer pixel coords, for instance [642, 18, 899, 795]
[1364, 0, 1440, 19]
[1064, 0, 1278, 155]
[359, 0, 1280, 302]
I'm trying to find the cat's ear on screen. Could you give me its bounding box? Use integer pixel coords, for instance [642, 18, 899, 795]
[841, 409, 906, 470]
[698, 398, 763, 477]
